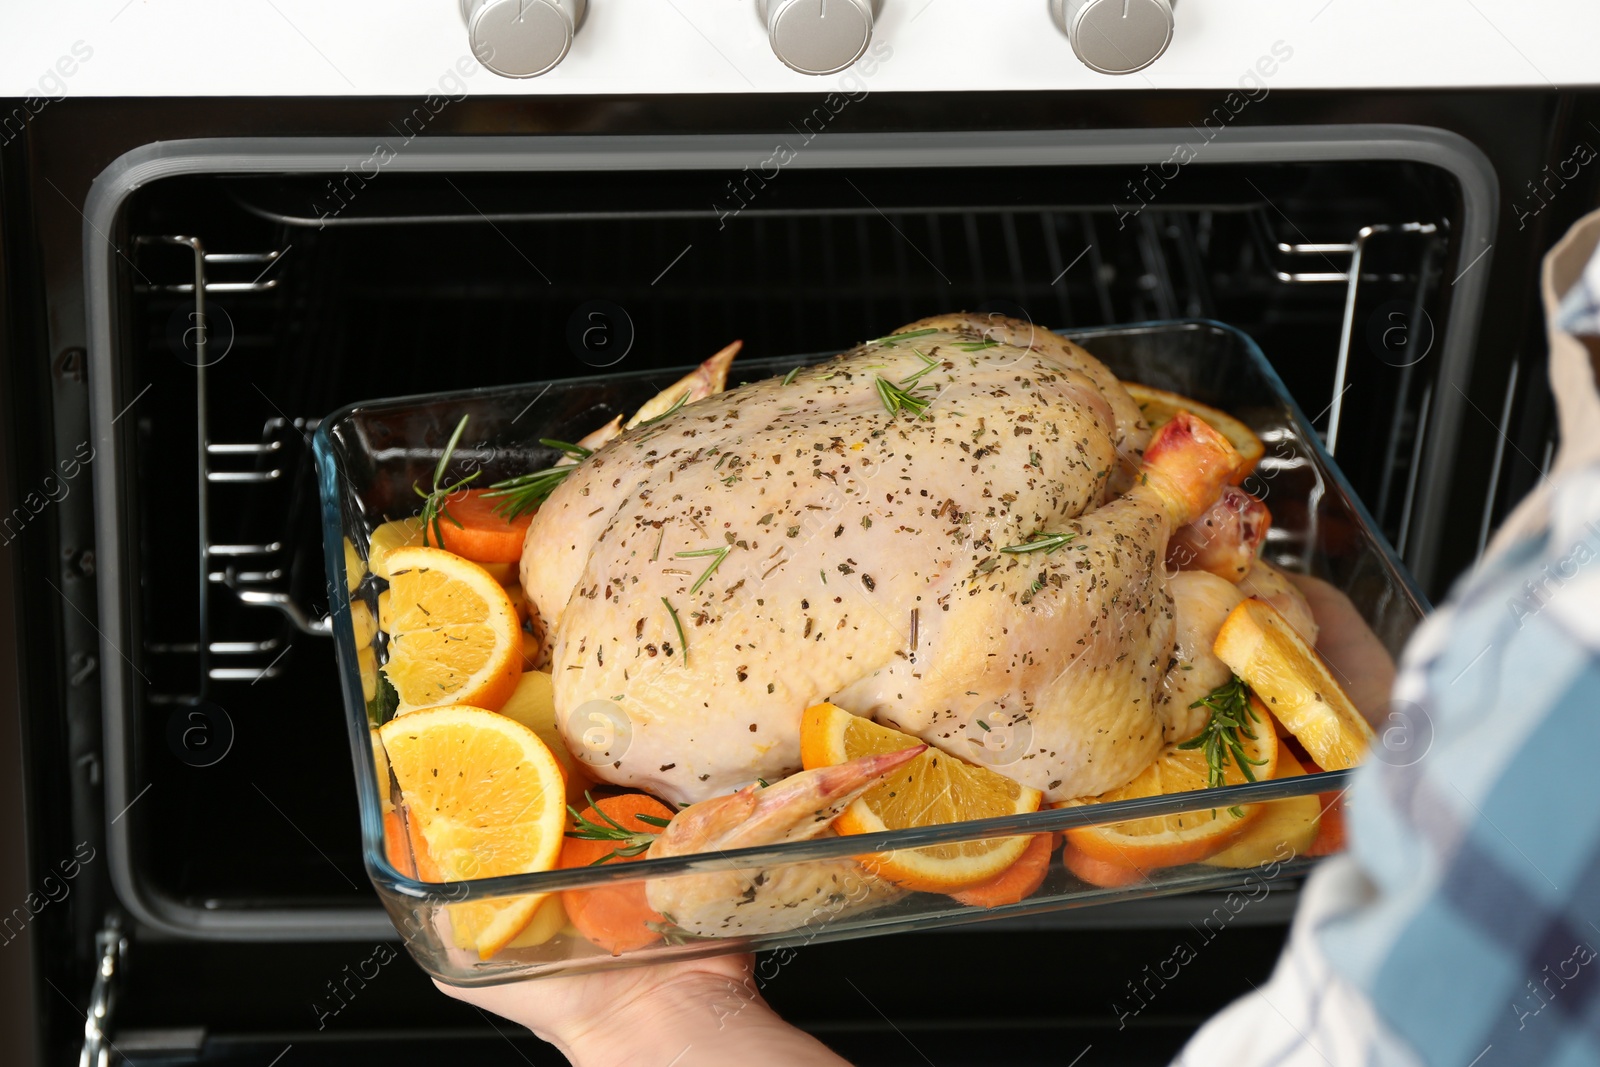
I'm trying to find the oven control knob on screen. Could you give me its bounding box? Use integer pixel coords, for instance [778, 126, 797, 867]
[461, 0, 587, 78]
[759, 0, 876, 76]
[1051, 0, 1173, 75]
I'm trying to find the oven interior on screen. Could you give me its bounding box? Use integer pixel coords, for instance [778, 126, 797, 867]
[113, 155, 1478, 929]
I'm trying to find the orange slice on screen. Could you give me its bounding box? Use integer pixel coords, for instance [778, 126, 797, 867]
[380, 546, 522, 715]
[378, 705, 568, 958]
[1125, 382, 1264, 482]
[800, 703, 1042, 892]
[392, 794, 568, 949]
[1062, 709, 1277, 871]
[1213, 598, 1373, 770]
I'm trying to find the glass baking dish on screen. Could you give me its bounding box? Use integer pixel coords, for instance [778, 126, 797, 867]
[313, 319, 1425, 985]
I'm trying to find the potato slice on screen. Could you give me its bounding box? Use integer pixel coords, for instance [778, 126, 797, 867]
[504, 895, 568, 949]
[350, 600, 378, 648]
[368, 517, 424, 580]
[343, 537, 367, 593]
[496, 670, 590, 806]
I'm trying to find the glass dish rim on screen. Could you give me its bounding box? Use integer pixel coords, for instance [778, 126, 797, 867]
[313, 317, 1421, 905]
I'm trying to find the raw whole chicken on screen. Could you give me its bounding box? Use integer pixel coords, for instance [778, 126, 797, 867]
[522, 313, 1251, 807]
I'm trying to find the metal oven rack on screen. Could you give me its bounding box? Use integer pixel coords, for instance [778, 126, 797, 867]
[1251, 210, 1555, 584]
[1245, 215, 1447, 561]
[132, 236, 322, 707]
[128, 203, 1446, 717]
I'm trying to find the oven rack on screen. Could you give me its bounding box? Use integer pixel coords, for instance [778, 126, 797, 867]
[129, 201, 1444, 711]
[132, 236, 322, 704]
[1248, 217, 1449, 558]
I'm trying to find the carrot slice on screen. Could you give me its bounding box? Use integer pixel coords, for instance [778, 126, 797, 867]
[949, 832, 1054, 907]
[384, 803, 446, 882]
[1060, 838, 1147, 889]
[383, 809, 416, 878]
[435, 488, 535, 563]
[1305, 767, 1347, 857]
[405, 803, 444, 882]
[1306, 802, 1345, 856]
[560, 794, 676, 955]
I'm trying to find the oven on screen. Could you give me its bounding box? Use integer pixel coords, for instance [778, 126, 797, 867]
[3, 4, 1599, 1063]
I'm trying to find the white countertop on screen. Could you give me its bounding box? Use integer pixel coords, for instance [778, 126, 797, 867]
[1, 0, 1595, 99]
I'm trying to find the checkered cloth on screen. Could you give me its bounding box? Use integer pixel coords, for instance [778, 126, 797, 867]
[1176, 213, 1600, 1067]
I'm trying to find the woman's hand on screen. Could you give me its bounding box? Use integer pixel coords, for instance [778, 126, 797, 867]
[436, 951, 849, 1067]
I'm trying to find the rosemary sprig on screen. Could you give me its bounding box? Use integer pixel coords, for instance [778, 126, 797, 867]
[954, 339, 1000, 352]
[869, 327, 939, 346]
[661, 596, 688, 664]
[899, 349, 943, 386]
[999, 532, 1076, 554]
[644, 919, 701, 946]
[414, 414, 480, 547]
[781, 366, 803, 386]
[676, 546, 731, 594]
[875, 376, 933, 420]
[566, 790, 674, 866]
[483, 438, 592, 520]
[1178, 676, 1267, 809]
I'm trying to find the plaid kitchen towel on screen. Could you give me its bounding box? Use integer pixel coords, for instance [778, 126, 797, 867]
[1176, 210, 1600, 1067]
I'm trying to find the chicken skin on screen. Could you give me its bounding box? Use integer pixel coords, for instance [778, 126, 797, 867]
[522, 314, 1238, 806]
